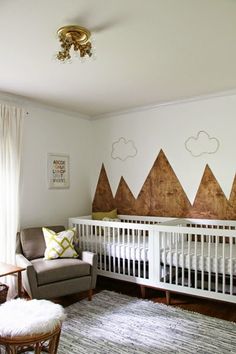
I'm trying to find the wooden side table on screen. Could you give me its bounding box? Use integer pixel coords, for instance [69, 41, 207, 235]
[0, 262, 25, 298]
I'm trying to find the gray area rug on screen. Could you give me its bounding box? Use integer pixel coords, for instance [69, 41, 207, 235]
[58, 290, 236, 354]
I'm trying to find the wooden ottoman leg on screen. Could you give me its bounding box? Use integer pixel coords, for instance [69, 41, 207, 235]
[48, 328, 61, 353]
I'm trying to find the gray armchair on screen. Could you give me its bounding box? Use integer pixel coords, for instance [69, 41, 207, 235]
[16, 226, 98, 300]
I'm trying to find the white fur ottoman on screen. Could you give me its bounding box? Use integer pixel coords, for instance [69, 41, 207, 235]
[0, 298, 66, 353]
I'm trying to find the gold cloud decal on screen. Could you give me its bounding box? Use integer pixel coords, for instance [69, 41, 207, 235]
[111, 137, 137, 161]
[185, 131, 220, 157]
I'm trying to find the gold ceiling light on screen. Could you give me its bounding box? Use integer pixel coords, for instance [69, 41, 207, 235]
[56, 25, 92, 62]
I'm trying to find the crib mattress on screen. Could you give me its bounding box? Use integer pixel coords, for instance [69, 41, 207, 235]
[81, 238, 236, 275]
[161, 241, 236, 276]
[82, 239, 148, 262]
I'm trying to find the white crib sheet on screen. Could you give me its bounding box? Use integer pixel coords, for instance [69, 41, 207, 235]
[80, 237, 149, 262]
[80, 236, 236, 275]
[161, 241, 236, 275]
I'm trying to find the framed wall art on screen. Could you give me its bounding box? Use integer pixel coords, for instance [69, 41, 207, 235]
[47, 153, 70, 189]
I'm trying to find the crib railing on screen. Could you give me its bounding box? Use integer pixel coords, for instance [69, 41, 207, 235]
[69, 216, 158, 286]
[69, 216, 236, 303]
[118, 215, 174, 225]
[156, 225, 236, 303]
[184, 218, 236, 229]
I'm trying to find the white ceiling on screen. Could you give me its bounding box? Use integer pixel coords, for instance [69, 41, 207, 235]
[0, 0, 236, 117]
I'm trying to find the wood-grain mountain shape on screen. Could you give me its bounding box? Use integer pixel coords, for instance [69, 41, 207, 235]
[135, 150, 192, 217]
[92, 164, 115, 212]
[228, 174, 236, 219]
[92, 152, 235, 220]
[115, 177, 136, 215]
[189, 165, 230, 219]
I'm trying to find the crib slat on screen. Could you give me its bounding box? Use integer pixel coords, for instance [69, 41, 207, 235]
[85, 224, 89, 251]
[89, 224, 92, 252]
[132, 228, 135, 276]
[170, 232, 172, 284]
[84, 224, 87, 251]
[230, 236, 233, 295]
[85, 225, 88, 251]
[79, 224, 83, 251]
[208, 235, 211, 291]
[188, 233, 191, 288]
[88, 225, 92, 253]
[122, 228, 125, 275]
[222, 236, 225, 294]
[175, 233, 178, 285]
[90, 225, 95, 259]
[112, 227, 116, 273]
[84, 224, 88, 250]
[108, 226, 111, 272]
[181, 232, 184, 286]
[201, 234, 204, 290]
[101, 227, 105, 270]
[163, 232, 166, 283]
[90, 225, 93, 252]
[82, 224, 85, 249]
[194, 234, 197, 289]
[89, 224, 92, 251]
[128, 229, 131, 276]
[117, 226, 121, 275]
[81, 224, 84, 251]
[143, 229, 146, 279]
[215, 236, 218, 293]
[81, 224, 86, 251]
[98, 226, 102, 270]
[138, 229, 141, 278]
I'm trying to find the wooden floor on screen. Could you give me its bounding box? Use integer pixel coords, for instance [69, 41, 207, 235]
[56, 276, 236, 323]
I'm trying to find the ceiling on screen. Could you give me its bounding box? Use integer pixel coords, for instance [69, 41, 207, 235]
[1, 0, 236, 117]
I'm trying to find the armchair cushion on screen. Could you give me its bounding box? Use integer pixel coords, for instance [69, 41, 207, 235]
[20, 226, 65, 261]
[31, 258, 90, 286]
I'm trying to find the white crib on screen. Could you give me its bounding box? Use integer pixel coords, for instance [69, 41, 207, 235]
[69, 215, 236, 304]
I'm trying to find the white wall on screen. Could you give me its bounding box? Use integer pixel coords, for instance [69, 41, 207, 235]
[3, 92, 236, 227]
[91, 94, 236, 204]
[20, 106, 92, 228]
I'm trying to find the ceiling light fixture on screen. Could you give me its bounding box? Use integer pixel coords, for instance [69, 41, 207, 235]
[56, 25, 92, 62]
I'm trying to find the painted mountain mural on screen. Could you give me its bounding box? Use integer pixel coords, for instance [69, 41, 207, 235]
[92, 150, 236, 220]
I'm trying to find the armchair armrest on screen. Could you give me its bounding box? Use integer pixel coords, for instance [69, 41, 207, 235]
[82, 251, 97, 266]
[15, 254, 38, 298]
[16, 253, 32, 268]
[81, 251, 98, 289]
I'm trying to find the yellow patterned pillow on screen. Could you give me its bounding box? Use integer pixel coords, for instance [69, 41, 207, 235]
[42, 227, 78, 260]
[92, 209, 118, 220]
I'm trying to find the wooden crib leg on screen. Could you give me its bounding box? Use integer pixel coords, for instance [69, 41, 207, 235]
[140, 285, 146, 299]
[166, 290, 171, 305]
[88, 289, 93, 301]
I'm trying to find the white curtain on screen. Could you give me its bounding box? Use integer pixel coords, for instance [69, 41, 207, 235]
[0, 104, 24, 295]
